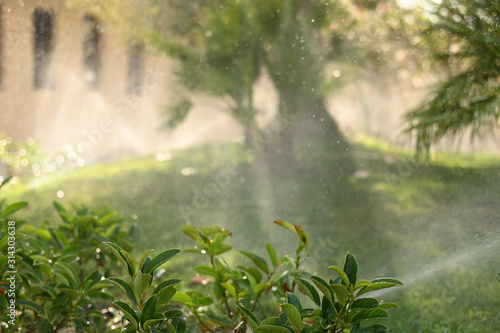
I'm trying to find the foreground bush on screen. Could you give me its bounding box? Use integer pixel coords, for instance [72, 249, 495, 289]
[0, 178, 403, 332]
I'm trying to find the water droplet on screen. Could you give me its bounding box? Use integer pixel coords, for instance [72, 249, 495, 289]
[156, 152, 172, 162]
[56, 190, 64, 198]
[201, 250, 207, 254]
[181, 167, 196, 175]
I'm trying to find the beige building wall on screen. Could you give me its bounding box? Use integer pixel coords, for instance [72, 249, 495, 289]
[0, 0, 243, 164]
[0, 0, 496, 165]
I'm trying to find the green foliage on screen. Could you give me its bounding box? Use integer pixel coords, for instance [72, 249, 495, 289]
[0, 178, 136, 332]
[1, 175, 402, 332]
[174, 221, 401, 333]
[406, 0, 500, 157]
[104, 242, 183, 332]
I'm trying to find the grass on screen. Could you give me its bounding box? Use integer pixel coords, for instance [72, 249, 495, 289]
[4, 137, 500, 332]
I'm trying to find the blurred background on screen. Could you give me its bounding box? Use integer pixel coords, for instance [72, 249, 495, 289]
[1, 0, 499, 331]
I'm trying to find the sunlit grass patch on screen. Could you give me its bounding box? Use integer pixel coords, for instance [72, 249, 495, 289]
[5, 137, 500, 332]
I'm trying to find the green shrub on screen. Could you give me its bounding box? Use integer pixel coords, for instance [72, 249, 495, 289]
[0, 180, 403, 332]
[0, 177, 136, 332]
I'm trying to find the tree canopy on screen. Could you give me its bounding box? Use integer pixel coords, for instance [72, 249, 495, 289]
[406, 0, 500, 158]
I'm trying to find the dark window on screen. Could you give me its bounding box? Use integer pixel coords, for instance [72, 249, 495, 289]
[127, 44, 144, 94]
[83, 15, 100, 89]
[33, 9, 54, 89]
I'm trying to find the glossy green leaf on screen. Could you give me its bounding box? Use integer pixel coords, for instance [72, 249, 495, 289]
[378, 302, 399, 310]
[238, 290, 249, 299]
[294, 277, 321, 307]
[371, 278, 404, 286]
[321, 294, 337, 324]
[330, 284, 349, 305]
[343, 253, 358, 286]
[254, 282, 270, 296]
[138, 249, 154, 272]
[113, 301, 139, 329]
[273, 220, 297, 234]
[237, 304, 260, 330]
[221, 282, 237, 300]
[52, 201, 70, 224]
[266, 242, 278, 268]
[357, 282, 402, 296]
[49, 228, 69, 251]
[154, 323, 176, 333]
[83, 271, 103, 292]
[239, 268, 257, 288]
[54, 262, 80, 289]
[194, 265, 221, 279]
[57, 287, 79, 298]
[16, 300, 44, 313]
[141, 294, 158, 327]
[171, 292, 192, 306]
[203, 313, 233, 328]
[240, 250, 269, 274]
[354, 280, 372, 291]
[311, 275, 335, 305]
[143, 314, 166, 331]
[351, 298, 379, 309]
[60, 244, 86, 256]
[1, 201, 28, 218]
[351, 308, 389, 324]
[281, 303, 302, 330]
[146, 249, 181, 274]
[256, 325, 295, 333]
[164, 309, 183, 318]
[104, 242, 133, 276]
[286, 292, 303, 311]
[41, 286, 57, 297]
[261, 316, 281, 325]
[30, 254, 50, 263]
[213, 242, 232, 255]
[135, 273, 152, 295]
[302, 308, 322, 318]
[153, 278, 182, 295]
[157, 286, 177, 312]
[271, 270, 289, 283]
[181, 224, 201, 241]
[328, 265, 350, 286]
[87, 290, 115, 301]
[0, 175, 13, 188]
[120, 249, 137, 278]
[108, 277, 137, 306]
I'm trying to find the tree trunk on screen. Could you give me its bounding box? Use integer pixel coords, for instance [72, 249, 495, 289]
[258, 95, 353, 173]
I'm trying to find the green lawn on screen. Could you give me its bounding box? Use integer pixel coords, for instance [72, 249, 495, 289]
[5, 137, 500, 332]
